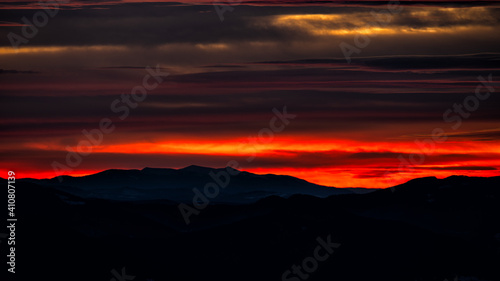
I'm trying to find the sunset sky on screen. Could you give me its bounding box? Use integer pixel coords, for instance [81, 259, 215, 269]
[1, 0, 499, 188]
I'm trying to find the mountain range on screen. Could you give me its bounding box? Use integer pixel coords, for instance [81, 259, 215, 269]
[17, 165, 362, 203]
[1, 168, 499, 281]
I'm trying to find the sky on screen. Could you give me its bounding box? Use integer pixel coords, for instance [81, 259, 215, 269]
[0, 0, 499, 188]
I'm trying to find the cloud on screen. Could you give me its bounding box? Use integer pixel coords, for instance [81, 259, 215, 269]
[255, 53, 500, 72]
[0, 21, 28, 26]
[417, 129, 500, 141]
[1, 1, 499, 186]
[0, 69, 39, 74]
[415, 166, 497, 170]
[2, 0, 500, 10]
[1, 4, 499, 48]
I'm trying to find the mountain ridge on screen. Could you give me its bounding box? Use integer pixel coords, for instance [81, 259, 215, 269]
[6, 172, 500, 281]
[15, 165, 355, 203]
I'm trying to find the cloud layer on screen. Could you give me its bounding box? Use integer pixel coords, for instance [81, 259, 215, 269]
[1, 1, 499, 187]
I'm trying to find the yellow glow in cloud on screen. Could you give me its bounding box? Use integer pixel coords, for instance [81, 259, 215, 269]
[194, 43, 230, 50]
[270, 7, 496, 37]
[0, 45, 127, 55]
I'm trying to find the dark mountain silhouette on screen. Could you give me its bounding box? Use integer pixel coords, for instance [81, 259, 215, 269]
[2, 171, 499, 281]
[19, 166, 354, 203]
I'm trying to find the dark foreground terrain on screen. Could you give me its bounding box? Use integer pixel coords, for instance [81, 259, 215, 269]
[2, 168, 500, 281]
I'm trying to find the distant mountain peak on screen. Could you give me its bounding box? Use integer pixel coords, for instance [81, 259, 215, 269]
[19, 165, 353, 203]
[224, 166, 241, 173]
[179, 165, 221, 173]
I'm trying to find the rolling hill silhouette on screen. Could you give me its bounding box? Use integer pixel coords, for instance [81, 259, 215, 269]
[19, 165, 355, 203]
[1, 170, 499, 281]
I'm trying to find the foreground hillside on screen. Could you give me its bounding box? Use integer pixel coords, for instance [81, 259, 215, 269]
[1, 174, 499, 281]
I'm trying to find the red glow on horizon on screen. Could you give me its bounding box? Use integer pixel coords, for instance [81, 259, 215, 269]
[3, 133, 500, 188]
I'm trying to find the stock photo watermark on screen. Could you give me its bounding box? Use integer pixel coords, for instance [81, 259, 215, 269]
[282, 234, 340, 281]
[110, 267, 135, 281]
[51, 65, 169, 182]
[5, 171, 17, 274]
[7, 0, 68, 49]
[213, 0, 242, 22]
[385, 74, 496, 190]
[339, 0, 402, 63]
[178, 106, 296, 224]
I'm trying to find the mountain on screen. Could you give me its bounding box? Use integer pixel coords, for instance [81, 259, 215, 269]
[2, 173, 499, 281]
[19, 165, 354, 203]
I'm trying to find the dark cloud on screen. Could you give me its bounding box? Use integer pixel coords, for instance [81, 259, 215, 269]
[270, 53, 500, 69]
[2, 0, 500, 9]
[0, 3, 499, 47]
[1, 56, 499, 140]
[97, 66, 171, 70]
[435, 129, 500, 141]
[0, 69, 39, 74]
